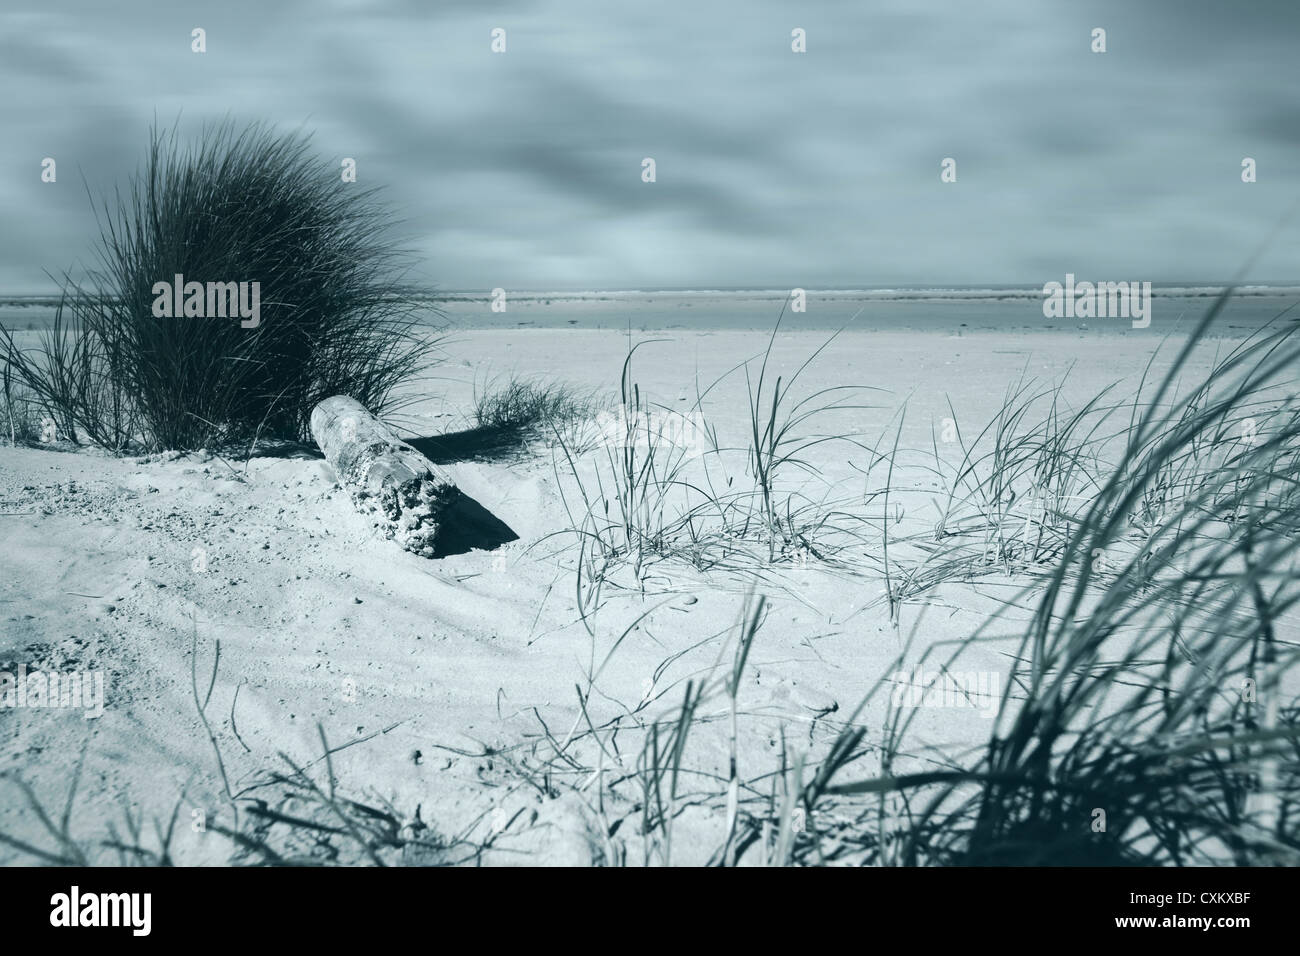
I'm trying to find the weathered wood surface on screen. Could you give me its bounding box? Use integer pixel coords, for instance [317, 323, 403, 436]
[310, 395, 517, 558]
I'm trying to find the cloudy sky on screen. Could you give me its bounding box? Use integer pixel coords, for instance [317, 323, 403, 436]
[2, 0, 1298, 291]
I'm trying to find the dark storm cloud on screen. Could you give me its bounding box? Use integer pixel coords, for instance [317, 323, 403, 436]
[1, 0, 1298, 291]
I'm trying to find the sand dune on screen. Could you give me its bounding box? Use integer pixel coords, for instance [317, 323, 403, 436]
[2, 326, 1296, 864]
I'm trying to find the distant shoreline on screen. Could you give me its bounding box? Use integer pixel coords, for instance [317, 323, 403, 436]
[4, 287, 1296, 336]
[3, 285, 1300, 308]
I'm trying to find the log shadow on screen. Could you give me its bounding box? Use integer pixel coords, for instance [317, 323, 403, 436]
[407, 427, 527, 555]
[406, 424, 535, 466]
[434, 489, 520, 557]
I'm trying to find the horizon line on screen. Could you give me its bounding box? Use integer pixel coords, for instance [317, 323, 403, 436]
[4, 281, 1300, 301]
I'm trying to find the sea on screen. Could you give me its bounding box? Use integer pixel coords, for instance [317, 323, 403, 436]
[3, 286, 1298, 336]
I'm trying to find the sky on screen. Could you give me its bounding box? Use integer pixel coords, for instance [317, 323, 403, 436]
[2, 0, 1299, 292]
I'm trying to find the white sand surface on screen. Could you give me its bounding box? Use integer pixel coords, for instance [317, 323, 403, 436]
[0, 327, 1289, 864]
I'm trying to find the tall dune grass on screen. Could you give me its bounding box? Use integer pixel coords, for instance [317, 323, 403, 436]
[807, 296, 1300, 865]
[0, 121, 434, 453]
[546, 329, 879, 610]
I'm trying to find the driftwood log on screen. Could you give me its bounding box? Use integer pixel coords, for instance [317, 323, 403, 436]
[310, 396, 518, 558]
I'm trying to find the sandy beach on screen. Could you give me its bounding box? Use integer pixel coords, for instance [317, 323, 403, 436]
[5, 320, 1292, 865]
